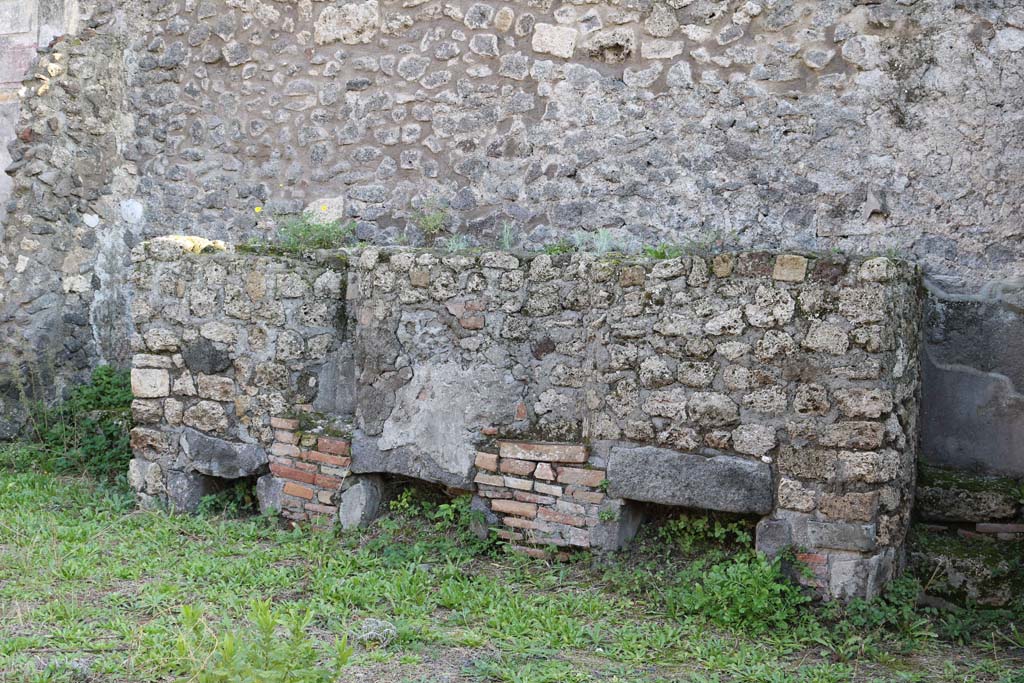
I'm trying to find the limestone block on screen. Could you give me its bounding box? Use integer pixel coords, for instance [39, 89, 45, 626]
[314, 0, 379, 45]
[131, 368, 169, 398]
[532, 23, 577, 59]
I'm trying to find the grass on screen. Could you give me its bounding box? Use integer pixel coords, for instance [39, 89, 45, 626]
[0, 456, 1022, 682]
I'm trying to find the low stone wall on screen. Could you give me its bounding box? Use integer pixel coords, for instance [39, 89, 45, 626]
[129, 241, 922, 599]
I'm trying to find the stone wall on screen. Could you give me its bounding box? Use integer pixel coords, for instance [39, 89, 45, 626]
[126, 238, 349, 510]
[2, 0, 1023, 523]
[129, 241, 922, 599]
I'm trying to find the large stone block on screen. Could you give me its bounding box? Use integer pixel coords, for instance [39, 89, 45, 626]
[180, 427, 268, 479]
[606, 446, 772, 515]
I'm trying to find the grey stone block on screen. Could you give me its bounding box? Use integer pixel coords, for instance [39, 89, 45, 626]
[339, 475, 384, 529]
[806, 520, 877, 552]
[351, 431, 474, 489]
[180, 427, 268, 479]
[255, 474, 283, 516]
[606, 446, 772, 515]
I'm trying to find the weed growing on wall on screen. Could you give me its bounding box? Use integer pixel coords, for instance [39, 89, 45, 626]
[412, 201, 448, 238]
[276, 213, 356, 251]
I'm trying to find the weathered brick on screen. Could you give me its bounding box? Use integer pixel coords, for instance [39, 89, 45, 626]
[475, 451, 499, 471]
[492, 499, 538, 518]
[474, 472, 505, 487]
[534, 482, 563, 497]
[283, 482, 315, 500]
[271, 442, 300, 457]
[538, 507, 587, 527]
[513, 491, 557, 505]
[300, 450, 352, 468]
[270, 463, 316, 484]
[477, 487, 514, 499]
[499, 458, 536, 476]
[555, 467, 605, 487]
[314, 473, 345, 489]
[271, 416, 300, 430]
[317, 437, 351, 455]
[503, 476, 534, 491]
[499, 441, 587, 463]
[555, 499, 586, 515]
[565, 487, 604, 504]
[305, 503, 337, 515]
[503, 516, 544, 530]
[534, 462, 556, 480]
[275, 429, 299, 445]
[496, 529, 524, 541]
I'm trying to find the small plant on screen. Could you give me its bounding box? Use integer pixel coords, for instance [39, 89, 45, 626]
[592, 228, 619, 255]
[500, 222, 517, 250]
[413, 201, 448, 237]
[276, 212, 355, 252]
[598, 509, 618, 523]
[197, 480, 259, 518]
[542, 239, 575, 256]
[657, 511, 754, 553]
[446, 234, 469, 253]
[666, 551, 809, 635]
[173, 600, 351, 683]
[643, 243, 684, 260]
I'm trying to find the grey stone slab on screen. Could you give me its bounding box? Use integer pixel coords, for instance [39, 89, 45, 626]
[606, 446, 773, 515]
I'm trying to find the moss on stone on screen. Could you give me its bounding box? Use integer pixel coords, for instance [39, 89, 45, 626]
[917, 464, 1020, 496]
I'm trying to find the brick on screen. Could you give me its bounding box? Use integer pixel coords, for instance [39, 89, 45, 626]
[320, 465, 352, 477]
[477, 488, 514, 499]
[283, 482, 315, 500]
[534, 482, 563, 497]
[492, 499, 538, 518]
[275, 429, 299, 445]
[503, 516, 544, 530]
[314, 473, 345, 489]
[499, 441, 587, 463]
[538, 507, 588, 527]
[499, 458, 536, 476]
[475, 451, 499, 471]
[317, 490, 334, 504]
[514, 491, 557, 505]
[503, 476, 534, 491]
[496, 529, 524, 541]
[271, 417, 300, 430]
[481, 426, 499, 436]
[271, 442, 300, 457]
[270, 463, 316, 484]
[317, 437, 351, 455]
[305, 503, 338, 515]
[796, 552, 828, 566]
[566, 487, 605, 504]
[534, 462, 556, 480]
[555, 467, 605, 487]
[474, 472, 505, 487]
[510, 545, 553, 559]
[299, 450, 352, 468]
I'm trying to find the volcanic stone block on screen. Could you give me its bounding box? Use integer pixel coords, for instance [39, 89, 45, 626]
[606, 446, 772, 514]
[180, 427, 268, 479]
